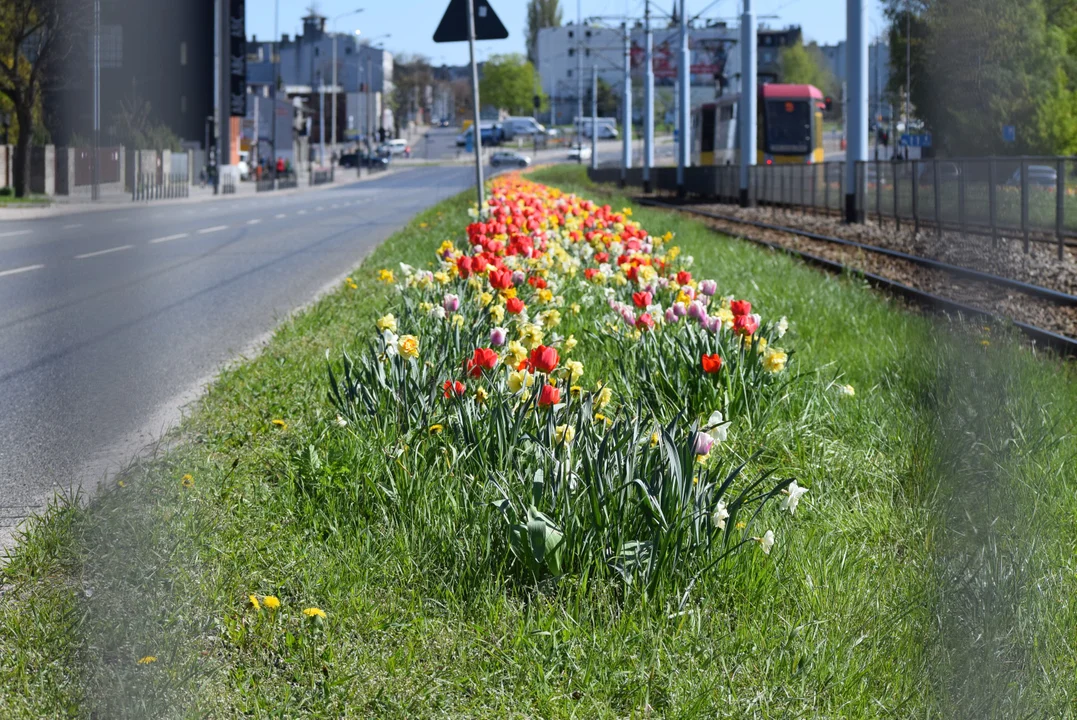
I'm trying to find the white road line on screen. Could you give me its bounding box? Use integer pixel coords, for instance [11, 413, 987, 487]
[75, 244, 133, 260]
[0, 230, 32, 238]
[198, 225, 228, 234]
[247, 218, 262, 225]
[0, 264, 44, 278]
[275, 213, 287, 219]
[298, 209, 307, 215]
[62, 223, 83, 230]
[148, 232, 189, 244]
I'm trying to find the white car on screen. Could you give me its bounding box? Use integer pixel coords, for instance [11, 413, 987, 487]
[567, 146, 592, 161]
[384, 138, 410, 156]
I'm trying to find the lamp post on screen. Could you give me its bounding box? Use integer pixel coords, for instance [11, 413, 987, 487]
[331, 9, 364, 164]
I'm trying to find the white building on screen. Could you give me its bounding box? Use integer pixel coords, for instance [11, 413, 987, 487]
[536, 22, 740, 125]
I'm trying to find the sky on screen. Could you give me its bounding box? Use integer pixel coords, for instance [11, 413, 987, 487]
[245, 0, 889, 66]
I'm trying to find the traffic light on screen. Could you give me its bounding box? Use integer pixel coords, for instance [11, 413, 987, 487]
[533, 94, 541, 110]
[824, 96, 833, 112]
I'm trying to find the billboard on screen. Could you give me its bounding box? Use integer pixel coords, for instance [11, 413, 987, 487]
[630, 29, 735, 91]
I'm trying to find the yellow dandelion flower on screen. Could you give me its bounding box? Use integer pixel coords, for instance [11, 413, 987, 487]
[137, 656, 157, 665]
[263, 595, 281, 610]
[117, 480, 126, 488]
[419, 222, 428, 228]
[271, 419, 288, 430]
[735, 521, 746, 530]
[649, 431, 660, 447]
[181, 474, 194, 488]
[377, 268, 395, 284]
[303, 607, 327, 619]
[429, 424, 444, 434]
[248, 594, 261, 610]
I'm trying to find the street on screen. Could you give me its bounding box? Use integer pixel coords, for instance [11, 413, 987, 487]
[0, 166, 480, 548]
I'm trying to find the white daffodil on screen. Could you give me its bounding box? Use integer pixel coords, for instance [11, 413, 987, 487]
[382, 329, 399, 356]
[429, 305, 446, 320]
[704, 410, 730, 444]
[776, 316, 789, 338]
[334, 414, 348, 427]
[713, 501, 729, 530]
[756, 530, 775, 554]
[781, 481, 809, 515]
[838, 384, 855, 397]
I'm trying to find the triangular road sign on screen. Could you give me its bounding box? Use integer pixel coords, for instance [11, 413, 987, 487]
[433, 0, 509, 43]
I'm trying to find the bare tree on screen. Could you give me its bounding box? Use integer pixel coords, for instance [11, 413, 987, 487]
[0, 0, 80, 196]
[526, 0, 562, 67]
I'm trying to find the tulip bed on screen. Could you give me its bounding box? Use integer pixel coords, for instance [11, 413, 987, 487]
[327, 175, 805, 596]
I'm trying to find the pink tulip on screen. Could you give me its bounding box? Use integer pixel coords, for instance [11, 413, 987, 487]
[664, 307, 678, 324]
[490, 327, 508, 346]
[443, 293, 460, 312]
[673, 302, 687, 317]
[700, 279, 718, 296]
[693, 431, 714, 456]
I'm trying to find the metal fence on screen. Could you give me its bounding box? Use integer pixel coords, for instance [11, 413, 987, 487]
[278, 175, 298, 190]
[591, 156, 1077, 260]
[74, 147, 121, 186]
[132, 172, 189, 201]
[310, 168, 334, 186]
[256, 173, 298, 192]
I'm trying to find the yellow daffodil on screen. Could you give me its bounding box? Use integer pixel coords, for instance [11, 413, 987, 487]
[537, 288, 554, 303]
[504, 340, 528, 367]
[554, 424, 576, 445]
[434, 271, 450, 284]
[377, 268, 395, 283]
[762, 348, 788, 373]
[451, 314, 465, 329]
[490, 304, 505, 323]
[399, 335, 420, 359]
[564, 335, 578, 353]
[565, 360, 584, 383]
[508, 369, 535, 394]
[479, 291, 494, 307]
[595, 384, 613, 409]
[376, 314, 397, 333]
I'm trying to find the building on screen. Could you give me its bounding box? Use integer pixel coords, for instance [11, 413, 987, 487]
[48, 0, 215, 148]
[756, 26, 802, 84]
[246, 12, 394, 148]
[536, 21, 740, 125]
[818, 40, 891, 119]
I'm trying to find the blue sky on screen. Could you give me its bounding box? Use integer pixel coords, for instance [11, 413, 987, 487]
[246, 0, 889, 66]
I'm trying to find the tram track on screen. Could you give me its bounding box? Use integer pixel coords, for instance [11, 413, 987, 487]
[638, 198, 1077, 357]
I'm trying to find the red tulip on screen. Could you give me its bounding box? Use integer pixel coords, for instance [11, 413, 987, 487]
[465, 348, 499, 377]
[676, 270, 692, 285]
[632, 291, 652, 309]
[701, 353, 723, 374]
[472, 255, 489, 274]
[489, 268, 513, 290]
[506, 297, 526, 314]
[584, 268, 599, 281]
[528, 345, 560, 374]
[538, 383, 561, 407]
[594, 251, 609, 263]
[636, 313, 655, 330]
[733, 314, 759, 336]
[456, 255, 473, 278]
[442, 379, 466, 399]
[527, 275, 547, 289]
[730, 299, 752, 317]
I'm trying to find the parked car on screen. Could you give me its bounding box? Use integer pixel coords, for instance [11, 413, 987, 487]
[502, 116, 547, 140]
[490, 150, 531, 168]
[439, 118, 451, 127]
[362, 152, 390, 169]
[382, 138, 410, 156]
[339, 152, 360, 168]
[456, 123, 505, 147]
[567, 145, 592, 161]
[1007, 165, 1058, 187]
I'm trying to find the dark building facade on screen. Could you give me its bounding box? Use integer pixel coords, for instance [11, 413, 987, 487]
[757, 26, 802, 85]
[48, 0, 215, 147]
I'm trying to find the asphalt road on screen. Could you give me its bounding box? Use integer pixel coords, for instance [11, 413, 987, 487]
[0, 166, 481, 549]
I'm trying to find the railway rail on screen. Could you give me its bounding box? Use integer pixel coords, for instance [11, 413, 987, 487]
[638, 198, 1077, 358]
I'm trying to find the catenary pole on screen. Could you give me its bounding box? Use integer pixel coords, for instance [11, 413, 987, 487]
[643, 0, 654, 193]
[621, 22, 631, 181]
[846, 0, 868, 222]
[739, 0, 756, 206]
[676, 0, 689, 197]
[591, 65, 598, 171]
[92, 0, 100, 200]
[466, 0, 485, 212]
[576, 0, 583, 164]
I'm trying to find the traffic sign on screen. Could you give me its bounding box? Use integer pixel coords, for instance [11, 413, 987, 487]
[1002, 125, 1016, 143]
[899, 133, 932, 148]
[433, 0, 508, 43]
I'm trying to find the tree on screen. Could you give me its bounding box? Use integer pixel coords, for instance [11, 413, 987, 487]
[779, 42, 837, 96]
[479, 54, 544, 116]
[0, 0, 80, 196]
[390, 54, 434, 131]
[594, 77, 617, 118]
[526, 0, 562, 67]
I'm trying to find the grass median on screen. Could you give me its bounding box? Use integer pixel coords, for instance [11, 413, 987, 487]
[1, 165, 1075, 718]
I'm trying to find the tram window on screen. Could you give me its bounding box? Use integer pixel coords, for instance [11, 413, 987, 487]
[701, 107, 716, 153]
[764, 100, 811, 154]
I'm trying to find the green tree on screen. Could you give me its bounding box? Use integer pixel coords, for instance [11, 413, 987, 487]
[594, 77, 617, 118]
[479, 54, 544, 116]
[779, 42, 837, 96]
[526, 0, 562, 67]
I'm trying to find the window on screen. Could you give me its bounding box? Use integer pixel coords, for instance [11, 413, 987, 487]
[180, 41, 187, 65]
[585, 49, 590, 56]
[568, 30, 574, 39]
[568, 48, 575, 57]
[585, 30, 591, 37]
[567, 69, 572, 78]
[315, 47, 320, 56]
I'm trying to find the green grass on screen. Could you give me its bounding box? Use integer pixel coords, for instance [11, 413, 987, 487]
[0, 192, 50, 206]
[2, 165, 1076, 718]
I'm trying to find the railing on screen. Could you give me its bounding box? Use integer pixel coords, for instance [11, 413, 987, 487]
[310, 167, 334, 186]
[132, 172, 189, 201]
[277, 175, 298, 190]
[591, 156, 1077, 261]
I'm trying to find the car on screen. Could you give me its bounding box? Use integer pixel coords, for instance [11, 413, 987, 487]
[338, 152, 359, 168]
[490, 150, 531, 168]
[456, 123, 505, 147]
[361, 152, 390, 169]
[439, 118, 451, 127]
[1007, 165, 1057, 187]
[502, 117, 547, 140]
[567, 145, 592, 161]
[383, 138, 410, 156]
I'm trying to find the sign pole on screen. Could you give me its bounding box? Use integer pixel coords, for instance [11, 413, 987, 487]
[466, 0, 485, 214]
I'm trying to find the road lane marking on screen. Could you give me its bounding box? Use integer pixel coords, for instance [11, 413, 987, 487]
[198, 225, 228, 234]
[0, 230, 32, 238]
[75, 244, 133, 259]
[62, 223, 83, 230]
[247, 218, 261, 225]
[275, 213, 287, 219]
[297, 209, 307, 215]
[148, 232, 189, 244]
[0, 264, 44, 278]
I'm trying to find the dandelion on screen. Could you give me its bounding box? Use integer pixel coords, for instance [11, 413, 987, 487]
[419, 222, 428, 228]
[429, 424, 444, 434]
[781, 481, 809, 515]
[248, 595, 261, 610]
[398, 335, 420, 359]
[303, 607, 327, 619]
[475, 386, 489, 403]
[137, 656, 157, 665]
[263, 596, 281, 610]
[117, 480, 126, 488]
[649, 431, 660, 447]
[346, 278, 358, 290]
[377, 268, 395, 284]
[735, 521, 746, 530]
[181, 474, 195, 488]
[271, 419, 288, 430]
[554, 424, 576, 445]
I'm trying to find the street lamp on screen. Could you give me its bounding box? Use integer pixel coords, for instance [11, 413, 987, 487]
[331, 8, 364, 162]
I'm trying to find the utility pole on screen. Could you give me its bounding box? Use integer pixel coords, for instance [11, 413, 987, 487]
[272, 0, 279, 175]
[466, 0, 485, 212]
[739, 0, 756, 207]
[318, 70, 326, 166]
[676, 0, 689, 198]
[846, 0, 868, 223]
[92, 0, 100, 200]
[591, 65, 598, 170]
[367, 56, 373, 156]
[643, 0, 654, 193]
[576, 0, 583, 164]
[621, 22, 631, 182]
[904, 0, 911, 132]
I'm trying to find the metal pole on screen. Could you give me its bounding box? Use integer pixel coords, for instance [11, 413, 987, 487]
[1057, 158, 1065, 262]
[319, 72, 326, 166]
[845, 0, 868, 222]
[332, 33, 337, 163]
[466, 0, 485, 213]
[621, 22, 631, 182]
[213, 0, 221, 195]
[366, 57, 373, 158]
[576, 0, 583, 164]
[904, 1, 911, 131]
[643, 0, 654, 192]
[676, 0, 689, 197]
[92, 0, 100, 200]
[739, 0, 757, 207]
[591, 65, 598, 171]
[273, 0, 279, 175]
[1021, 158, 1029, 253]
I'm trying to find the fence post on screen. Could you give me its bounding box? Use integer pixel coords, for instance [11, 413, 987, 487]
[893, 161, 900, 231]
[912, 159, 919, 236]
[1020, 158, 1030, 253]
[875, 158, 881, 223]
[989, 158, 998, 248]
[1057, 158, 1065, 262]
[959, 159, 967, 237]
[933, 158, 942, 241]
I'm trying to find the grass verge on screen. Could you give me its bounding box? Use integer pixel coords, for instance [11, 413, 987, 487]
[2, 165, 1075, 718]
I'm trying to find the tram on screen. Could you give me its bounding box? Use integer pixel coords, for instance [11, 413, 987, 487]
[692, 83, 826, 166]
